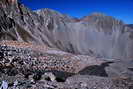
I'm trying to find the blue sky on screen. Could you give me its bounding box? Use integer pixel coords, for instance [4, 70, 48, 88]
[21, 0, 133, 24]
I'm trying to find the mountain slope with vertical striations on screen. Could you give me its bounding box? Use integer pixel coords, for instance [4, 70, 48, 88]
[0, 0, 133, 60]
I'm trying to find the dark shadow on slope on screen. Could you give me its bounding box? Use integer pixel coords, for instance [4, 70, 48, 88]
[31, 69, 75, 82]
[43, 70, 75, 82]
[128, 68, 133, 72]
[79, 62, 114, 77]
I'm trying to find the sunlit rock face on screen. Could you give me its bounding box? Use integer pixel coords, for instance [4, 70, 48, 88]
[36, 10, 133, 60]
[0, 0, 133, 60]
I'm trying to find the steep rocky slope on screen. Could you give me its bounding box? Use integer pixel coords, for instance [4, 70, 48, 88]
[0, 0, 133, 60]
[0, 41, 133, 89]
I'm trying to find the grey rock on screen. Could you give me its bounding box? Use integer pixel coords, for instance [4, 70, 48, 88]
[0, 41, 108, 74]
[0, 0, 133, 60]
[0, 81, 8, 89]
[105, 60, 133, 77]
[65, 75, 132, 89]
[0, 1, 133, 89]
[43, 72, 56, 81]
[0, 41, 132, 89]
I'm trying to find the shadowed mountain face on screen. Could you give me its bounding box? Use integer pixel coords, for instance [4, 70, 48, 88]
[0, 0, 133, 60]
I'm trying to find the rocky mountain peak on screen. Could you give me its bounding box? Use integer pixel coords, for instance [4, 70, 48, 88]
[36, 8, 59, 15]
[90, 12, 106, 17]
[35, 8, 76, 23]
[81, 12, 123, 24]
[0, 0, 18, 6]
[80, 12, 124, 33]
[7, 0, 17, 4]
[81, 12, 106, 21]
[0, 1, 133, 60]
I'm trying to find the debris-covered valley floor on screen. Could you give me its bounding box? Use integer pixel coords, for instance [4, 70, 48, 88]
[0, 41, 133, 89]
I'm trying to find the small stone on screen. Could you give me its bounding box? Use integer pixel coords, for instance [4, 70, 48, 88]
[44, 72, 56, 81]
[5, 63, 13, 68]
[44, 84, 55, 88]
[80, 82, 87, 87]
[0, 81, 8, 89]
[28, 75, 35, 83]
[33, 74, 41, 81]
[8, 56, 14, 63]
[14, 80, 18, 86]
[13, 80, 18, 88]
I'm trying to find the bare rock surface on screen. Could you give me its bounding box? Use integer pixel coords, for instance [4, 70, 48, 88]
[65, 75, 133, 89]
[0, 0, 133, 60]
[0, 1, 133, 89]
[0, 41, 133, 89]
[0, 41, 109, 74]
